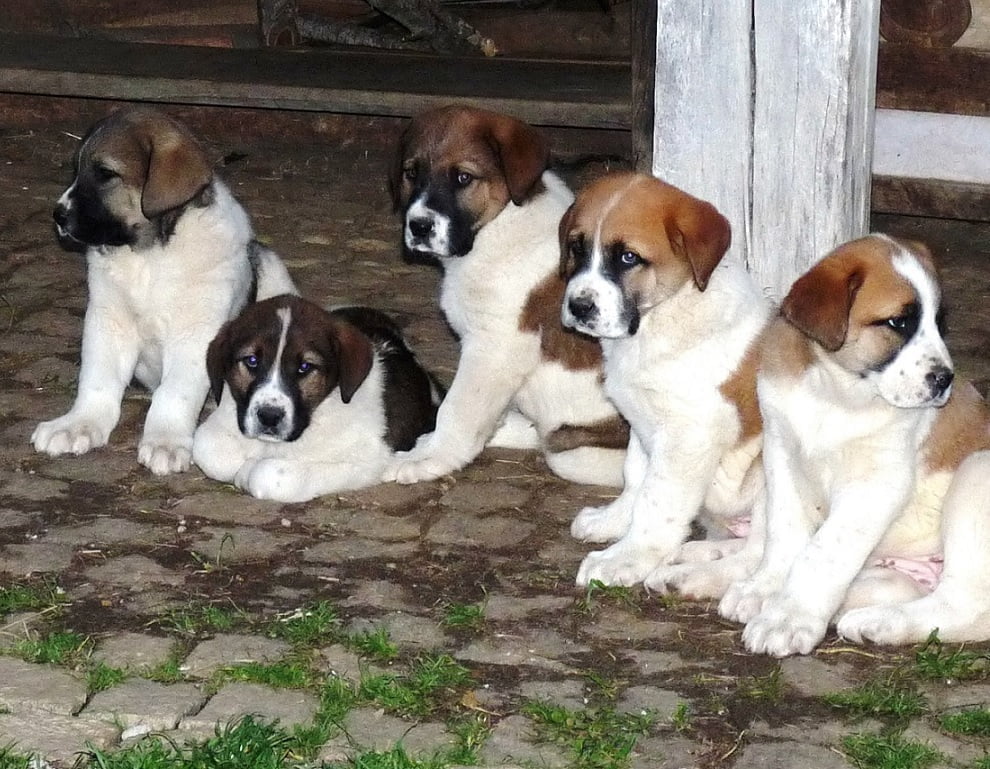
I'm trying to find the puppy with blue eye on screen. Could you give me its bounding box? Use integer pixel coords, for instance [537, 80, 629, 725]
[559, 172, 773, 592]
[192, 295, 442, 502]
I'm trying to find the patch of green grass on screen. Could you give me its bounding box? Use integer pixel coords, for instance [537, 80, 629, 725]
[0, 744, 33, 769]
[80, 714, 292, 769]
[267, 602, 340, 648]
[913, 630, 988, 682]
[973, 757, 990, 769]
[87, 661, 128, 693]
[823, 675, 927, 722]
[359, 654, 472, 718]
[575, 580, 641, 615]
[0, 579, 65, 615]
[443, 713, 492, 765]
[335, 746, 443, 769]
[347, 628, 399, 662]
[841, 731, 942, 769]
[14, 630, 90, 665]
[671, 701, 692, 732]
[440, 602, 485, 632]
[145, 657, 184, 684]
[158, 602, 249, 637]
[738, 666, 785, 703]
[522, 700, 655, 769]
[939, 708, 990, 737]
[212, 659, 315, 690]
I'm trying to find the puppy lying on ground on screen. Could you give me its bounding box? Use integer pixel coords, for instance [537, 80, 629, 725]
[383, 104, 627, 487]
[721, 234, 990, 656]
[32, 106, 295, 475]
[193, 295, 443, 502]
[559, 172, 771, 588]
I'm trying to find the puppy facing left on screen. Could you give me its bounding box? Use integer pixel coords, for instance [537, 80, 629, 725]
[31, 106, 296, 474]
[192, 295, 443, 502]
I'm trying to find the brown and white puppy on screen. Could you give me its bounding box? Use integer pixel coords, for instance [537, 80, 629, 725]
[722, 234, 990, 656]
[559, 172, 772, 589]
[31, 106, 295, 474]
[193, 295, 443, 502]
[383, 104, 627, 486]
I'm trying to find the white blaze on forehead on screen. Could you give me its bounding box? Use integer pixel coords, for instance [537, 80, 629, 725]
[889, 242, 940, 319]
[244, 305, 296, 440]
[589, 175, 641, 268]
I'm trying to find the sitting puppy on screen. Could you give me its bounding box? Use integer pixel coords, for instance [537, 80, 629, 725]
[722, 234, 990, 656]
[32, 106, 295, 475]
[559, 172, 772, 588]
[192, 295, 443, 502]
[383, 104, 627, 487]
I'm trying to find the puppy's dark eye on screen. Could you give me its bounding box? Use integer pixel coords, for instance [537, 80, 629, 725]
[455, 170, 473, 188]
[569, 241, 583, 260]
[94, 165, 119, 183]
[297, 361, 314, 375]
[878, 303, 920, 338]
[619, 251, 642, 268]
[241, 354, 260, 370]
[403, 166, 417, 183]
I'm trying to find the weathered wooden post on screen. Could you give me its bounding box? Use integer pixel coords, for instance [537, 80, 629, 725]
[651, 0, 881, 299]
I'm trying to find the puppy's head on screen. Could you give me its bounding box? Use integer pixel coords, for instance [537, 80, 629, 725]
[389, 104, 549, 260]
[559, 172, 731, 338]
[782, 234, 953, 408]
[53, 106, 214, 252]
[206, 295, 374, 442]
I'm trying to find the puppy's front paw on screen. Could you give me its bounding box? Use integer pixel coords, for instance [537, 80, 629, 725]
[836, 606, 916, 647]
[718, 573, 781, 624]
[570, 501, 630, 543]
[383, 434, 468, 484]
[742, 596, 828, 657]
[575, 542, 669, 587]
[139, 435, 193, 475]
[234, 459, 309, 503]
[673, 537, 746, 564]
[646, 555, 754, 600]
[32, 416, 110, 457]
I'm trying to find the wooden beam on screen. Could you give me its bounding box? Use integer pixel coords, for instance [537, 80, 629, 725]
[0, 33, 631, 130]
[877, 42, 990, 117]
[750, 0, 881, 297]
[872, 176, 990, 221]
[630, 0, 657, 172]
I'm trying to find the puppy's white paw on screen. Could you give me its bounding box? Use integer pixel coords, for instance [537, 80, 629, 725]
[32, 416, 110, 457]
[836, 606, 916, 646]
[719, 576, 778, 624]
[742, 597, 828, 657]
[139, 435, 192, 475]
[575, 542, 668, 587]
[646, 556, 753, 600]
[234, 458, 309, 503]
[673, 537, 746, 563]
[384, 453, 457, 484]
[570, 502, 630, 543]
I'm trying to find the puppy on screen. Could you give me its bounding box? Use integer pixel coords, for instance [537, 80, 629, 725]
[383, 104, 627, 486]
[722, 234, 990, 656]
[193, 295, 443, 502]
[32, 106, 295, 475]
[559, 172, 772, 588]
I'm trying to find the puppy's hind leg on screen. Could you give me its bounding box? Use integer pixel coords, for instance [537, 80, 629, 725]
[838, 451, 990, 646]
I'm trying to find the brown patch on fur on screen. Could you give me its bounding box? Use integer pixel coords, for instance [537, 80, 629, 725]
[520, 273, 603, 370]
[759, 314, 817, 380]
[718, 336, 764, 441]
[545, 415, 630, 453]
[390, 104, 549, 228]
[924, 381, 990, 471]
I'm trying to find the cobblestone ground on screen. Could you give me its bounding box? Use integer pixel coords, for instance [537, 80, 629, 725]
[1, 119, 990, 768]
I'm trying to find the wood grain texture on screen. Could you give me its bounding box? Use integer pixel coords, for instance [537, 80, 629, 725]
[750, 0, 881, 298]
[877, 43, 990, 117]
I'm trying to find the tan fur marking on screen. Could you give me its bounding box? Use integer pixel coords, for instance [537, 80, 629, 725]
[924, 382, 990, 471]
[718, 336, 764, 441]
[520, 273, 603, 371]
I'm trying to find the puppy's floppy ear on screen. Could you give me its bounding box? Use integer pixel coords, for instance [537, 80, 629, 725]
[664, 197, 731, 291]
[389, 121, 416, 213]
[141, 120, 213, 219]
[782, 254, 864, 352]
[205, 321, 233, 405]
[488, 114, 550, 205]
[557, 203, 577, 278]
[330, 320, 374, 404]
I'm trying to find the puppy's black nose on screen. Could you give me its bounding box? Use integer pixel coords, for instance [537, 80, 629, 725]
[53, 205, 69, 228]
[256, 405, 285, 429]
[409, 217, 433, 239]
[567, 295, 596, 321]
[927, 366, 954, 397]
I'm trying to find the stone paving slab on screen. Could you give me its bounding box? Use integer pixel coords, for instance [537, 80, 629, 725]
[319, 708, 455, 761]
[0, 712, 119, 765]
[83, 679, 207, 731]
[0, 657, 87, 716]
[180, 634, 291, 678]
[178, 682, 319, 732]
[91, 632, 176, 672]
